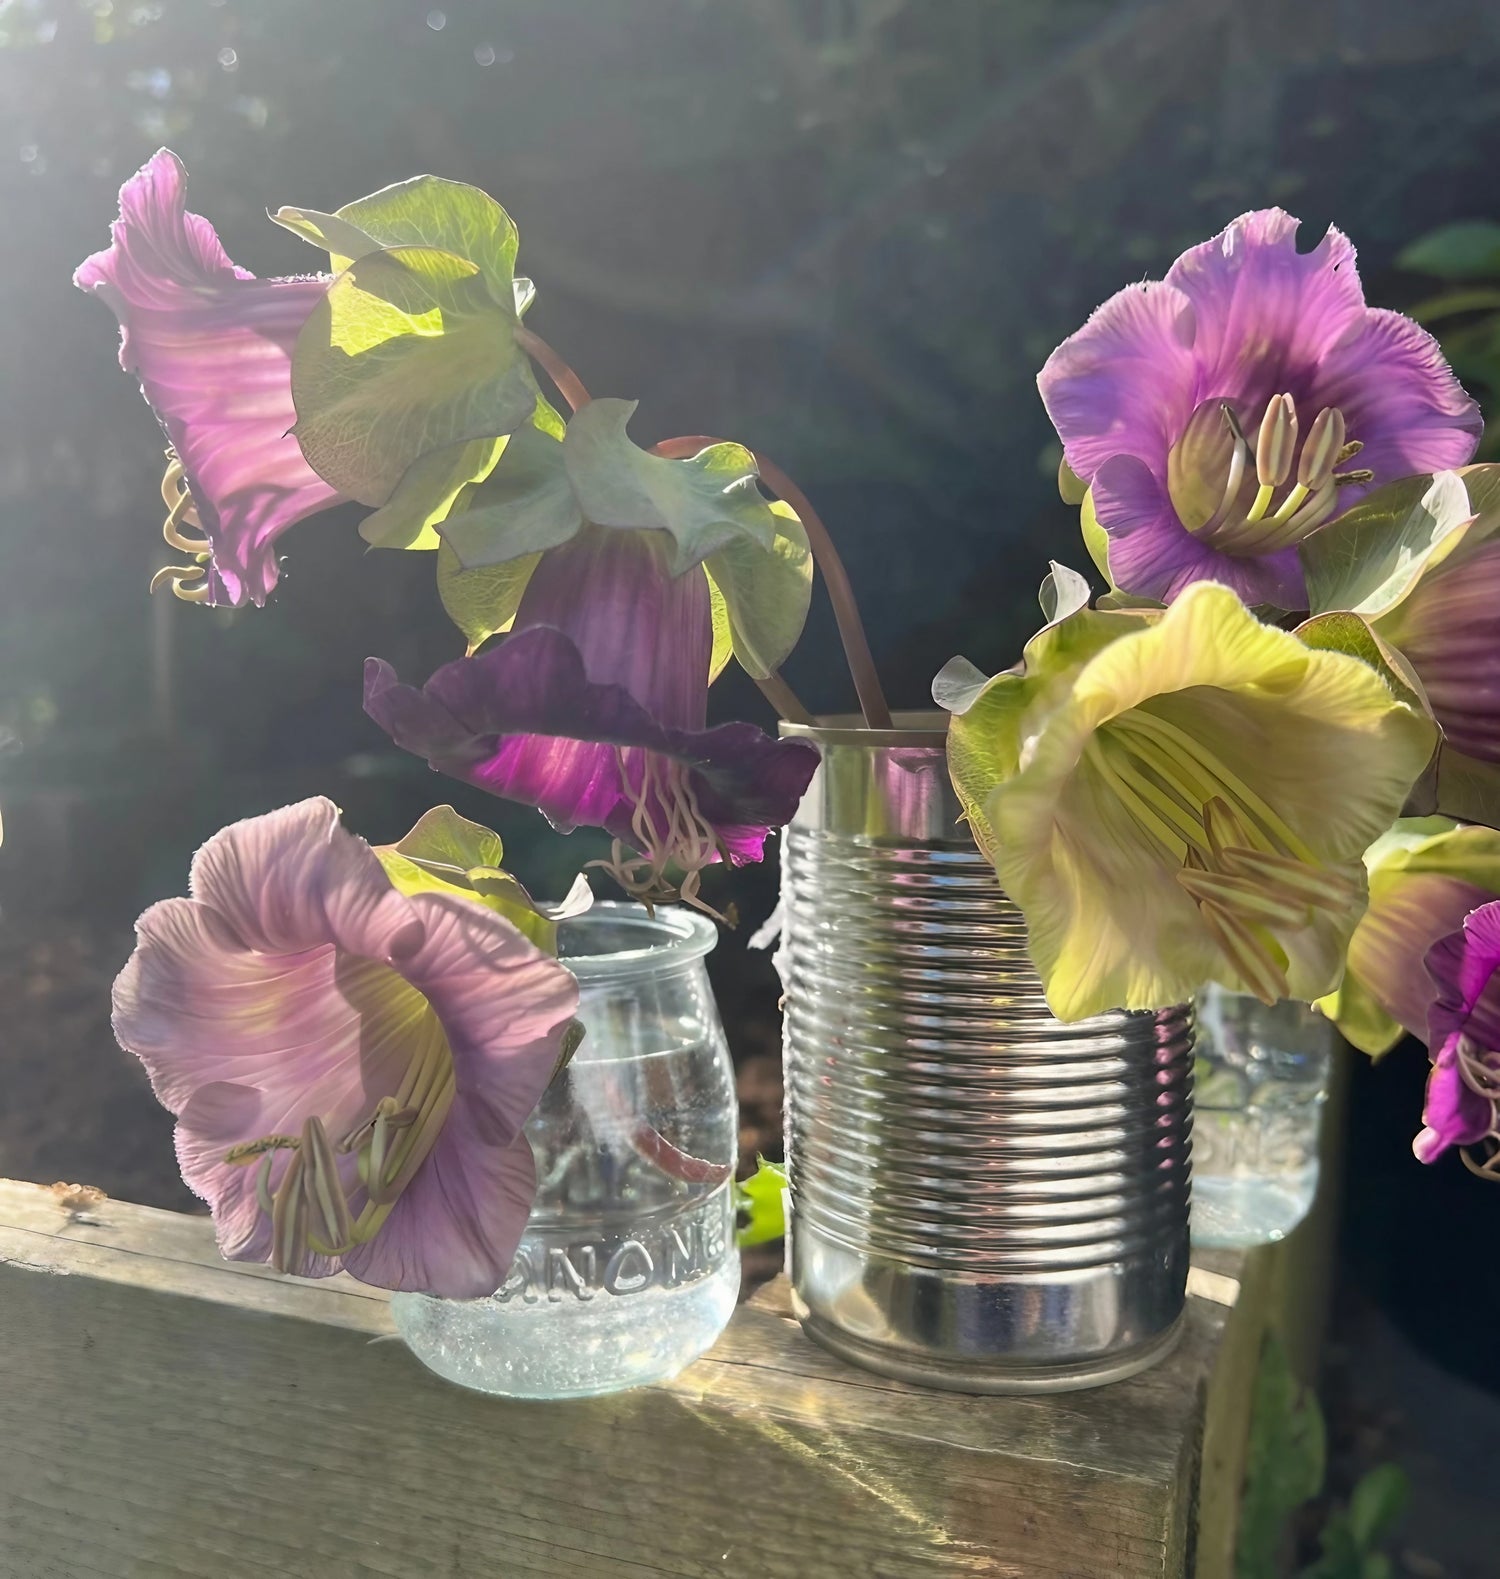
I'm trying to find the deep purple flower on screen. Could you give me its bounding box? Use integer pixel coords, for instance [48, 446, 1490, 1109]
[365, 526, 820, 914]
[111, 798, 579, 1297]
[1416, 901, 1500, 1165]
[75, 150, 341, 607]
[1040, 209, 1482, 608]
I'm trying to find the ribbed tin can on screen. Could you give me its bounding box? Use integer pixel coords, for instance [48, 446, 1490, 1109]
[779, 714, 1194, 1393]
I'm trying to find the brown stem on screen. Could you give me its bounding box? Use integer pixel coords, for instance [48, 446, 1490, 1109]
[755, 671, 815, 727]
[515, 326, 591, 414]
[654, 436, 892, 730]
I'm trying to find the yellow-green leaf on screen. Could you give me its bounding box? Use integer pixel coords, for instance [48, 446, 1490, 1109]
[291, 244, 537, 505]
[436, 540, 540, 654]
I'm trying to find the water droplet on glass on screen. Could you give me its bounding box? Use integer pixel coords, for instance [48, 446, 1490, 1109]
[474, 42, 495, 65]
[426, 9, 446, 29]
[217, 45, 238, 69]
[18, 144, 38, 163]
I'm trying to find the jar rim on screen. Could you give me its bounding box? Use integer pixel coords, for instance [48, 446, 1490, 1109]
[557, 900, 718, 977]
[780, 709, 950, 748]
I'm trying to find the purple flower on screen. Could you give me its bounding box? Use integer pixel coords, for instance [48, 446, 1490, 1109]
[75, 150, 341, 607]
[365, 526, 820, 914]
[1040, 209, 1481, 608]
[111, 798, 579, 1297]
[1416, 901, 1500, 1166]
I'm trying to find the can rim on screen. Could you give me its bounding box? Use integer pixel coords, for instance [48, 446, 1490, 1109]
[780, 709, 950, 748]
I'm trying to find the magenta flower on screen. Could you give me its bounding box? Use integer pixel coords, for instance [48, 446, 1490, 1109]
[1415, 901, 1500, 1168]
[365, 526, 820, 914]
[75, 150, 340, 607]
[1040, 209, 1481, 608]
[111, 798, 579, 1297]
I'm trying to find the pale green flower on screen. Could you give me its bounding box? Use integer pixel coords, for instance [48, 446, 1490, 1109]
[937, 579, 1438, 1021]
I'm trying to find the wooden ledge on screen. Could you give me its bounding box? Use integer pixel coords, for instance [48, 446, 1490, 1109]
[0, 1179, 1270, 1578]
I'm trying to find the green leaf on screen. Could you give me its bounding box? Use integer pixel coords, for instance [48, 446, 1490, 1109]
[438, 419, 585, 568]
[435, 539, 540, 655]
[1300, 472, 1473, 619]
[1294, 612, 1431, 714]
[270, 206, 382, 272]
[1433, 742, 1500, 827]
[736, 1157, 789, 1248]
[374, 805, 557, 952]
[1237, 1334, 1326, 1579]
[1409, 287, 1500, 323]
[1058, 457, 1088, 506]
[563, 399, 778, 576]
[1398, 220, 1500, 280]
[1080, 487, 1115, 583]
[291, 244, 537, 505]
[361, 436, 505, 550]
[701, 499, 812, 679]
[1347, 1465, 1408, 1552]
[278, 176, 522, 307]
[705, 567, 734, 683]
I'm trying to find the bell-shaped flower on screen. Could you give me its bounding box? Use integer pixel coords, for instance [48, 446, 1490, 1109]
[1415, 902, 1500, 1170]
[1039, 209, 1481, 609]
[1302, 466, 1500, 778]
[366, 525, 819, 915]
[365, 401, 819, 914]
[1317, 818, 1500, 1056]
[937, 578, 1437, 1021]
[75, 150, 341, 607]
[111, 798, 580, 1298]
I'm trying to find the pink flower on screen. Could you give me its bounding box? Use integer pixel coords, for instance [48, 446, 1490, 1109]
[1040, 210, 1481, 608]
[111, 798, 579, 1297]
[75, 150, 341, 607]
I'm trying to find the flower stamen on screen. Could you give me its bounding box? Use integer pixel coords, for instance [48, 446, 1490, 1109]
[153, 451, 214, 601]
[587, 751, 732, 923]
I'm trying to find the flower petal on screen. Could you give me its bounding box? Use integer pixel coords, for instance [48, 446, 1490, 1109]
[363, 630, 819, 863]
[1413, 1033, 1494, 1161]
[1092, 455, 1305, 608]
[1037, 280, 1199, 481]
[1306, 309, 1482, 512]
[342, 1125, 537, 1298]
[188, 797, 424, 961]
[1164, 210, 1366, 390]
[1426, 900, 1500, 1053]
[74, 150, 340, 606]
[399, 891, 579, 1150]
[984, 582, 1435, 1018]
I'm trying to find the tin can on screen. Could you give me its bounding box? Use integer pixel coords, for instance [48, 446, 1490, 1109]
[779, 714, 1194, 1393]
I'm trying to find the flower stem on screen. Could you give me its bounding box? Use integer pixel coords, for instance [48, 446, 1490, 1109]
[515, 326, 591, 414]
[655, 435, 892, 731]
[755, 670, 816, 726]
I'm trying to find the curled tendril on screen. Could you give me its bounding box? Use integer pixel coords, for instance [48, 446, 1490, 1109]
[152, 450, 214, 601]
[586, 750, 733, 924]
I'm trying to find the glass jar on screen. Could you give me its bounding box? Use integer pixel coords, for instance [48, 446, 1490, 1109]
[391, 903, 740, 1398]
[1190, 985, 1333, 1248]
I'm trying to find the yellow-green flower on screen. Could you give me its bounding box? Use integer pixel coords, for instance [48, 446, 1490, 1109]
[1317, 818, 1500, 1056]
[937, 579, 1437, 1021]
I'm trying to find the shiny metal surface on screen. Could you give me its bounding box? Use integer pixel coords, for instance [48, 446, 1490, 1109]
[779, 715, 1194, 1393]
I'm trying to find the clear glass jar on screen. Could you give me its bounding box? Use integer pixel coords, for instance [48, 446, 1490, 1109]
[391, 903, 740, 1398]
[1190, 985, 1333, 1248]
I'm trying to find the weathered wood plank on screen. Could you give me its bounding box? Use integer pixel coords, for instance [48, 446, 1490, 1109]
[0, 1179, 1247, 1578]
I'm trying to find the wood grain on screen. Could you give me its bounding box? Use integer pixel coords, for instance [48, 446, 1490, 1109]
[0, 1179, 1260, 1578]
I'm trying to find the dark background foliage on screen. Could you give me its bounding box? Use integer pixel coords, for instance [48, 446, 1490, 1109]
[1, 3, 1499, 1526]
